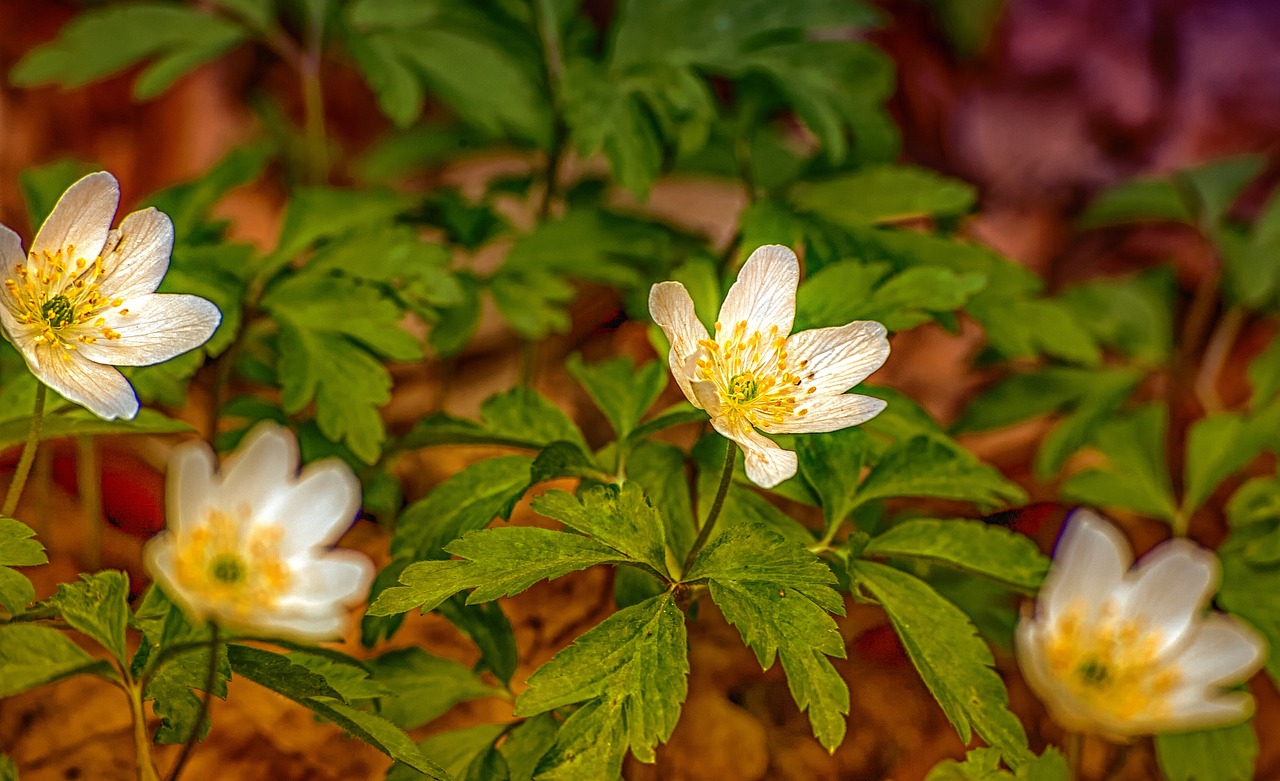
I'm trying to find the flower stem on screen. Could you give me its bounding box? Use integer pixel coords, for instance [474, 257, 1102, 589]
[126, 676, 161, 781]
[1066, 731, 1083, 781]
[1194, 306, 1245, 414]
[681, 443, 737, 576]
[165, 624, 220, 781]
[3, 384, 47, 518]
[78, 436, 102, 571]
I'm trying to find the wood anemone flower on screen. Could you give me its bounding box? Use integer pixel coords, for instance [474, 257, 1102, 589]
[649, 244, 890, 488]
[1016, 509, 1267, 740]
[145, 423, 374, 641]
[0, 172, 220, 420]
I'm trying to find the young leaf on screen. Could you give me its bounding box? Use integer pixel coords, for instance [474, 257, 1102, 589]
[795, 260, 986, 333]
[366, 647, 502, 730]
[625, 440, 696, 560]
[0, 518, 46, 613]
[854, 435, 1028, 511]
[44, 571, 131, 665]
[515, 594, 688, 770]
[1182, 410, 1279, 515]
[797, 428, 875, 530]
[391, 455, 535, 559]
[227, 645, 346, 702]
[1176, 155, 1265, 226]
[1057, 268, 1175, 365]
[1078, 178, 1192, 229]
[1247, 331, 1280, 409]
[851, 560, 1032, 768]
[369, 528, 632, 616]
[863, 519, 1049, 592]
[1155, 722, 1258, 781]
[925, 746, 1068, 780]
[304, 698, 450, 780]
[794, 165, 975, 226]
[565, 354, 667, 439]
[387, 724, 507, 781]
[1218, 499, 1280, 681]
[532, 483, 672, 580]
[499, 713, 559, 781]
[0, 624, 115, 697]
[1060, 404, 1177, 524]
[686, 520, 849, 751]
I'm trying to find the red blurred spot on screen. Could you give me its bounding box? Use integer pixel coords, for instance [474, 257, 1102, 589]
[983, 502, 1059, 536]
[853, 624, 911, 668]
[51, 450, 165, 539]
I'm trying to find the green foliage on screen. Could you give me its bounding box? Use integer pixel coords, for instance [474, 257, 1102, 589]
[687, 520, 849, 750]
[566, 355, 666, 440]
[398, 387, 587, 453]
[42, 571, 130, 665]
[515, 594, 688, 773]
[390, 723, 507, 781]
[863, 519, 1048, 592]
[795, 260, 987, 332]
[1155, 722, 1258, 781]
[366, 647, 502, 730]
[851, 560, 1031, 768]
[533, 484, 672, 580]
[853, 435, 1028, 511]
[0, 406, 194, 451]
[1060, 404, 1177, 524]
[306, 699, 451, 780]
[925, 747, 1068, 781]
[0, 623, 115, 698]
[0, 518, 45, 613]
[1218, 477, 1280, 682]
[793, 165, 976, 226]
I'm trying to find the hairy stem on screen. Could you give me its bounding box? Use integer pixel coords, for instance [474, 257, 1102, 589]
[126, 674, 160, 781]
[681, 443, 737, 576]
[166, 624, 221, 781]
[3, 384, 47, 518]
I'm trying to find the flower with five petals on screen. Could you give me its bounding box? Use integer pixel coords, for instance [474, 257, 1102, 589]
[0, 172, 220, 420]
[649, 244, 890, 487]
[1016, 509, 1266, 740]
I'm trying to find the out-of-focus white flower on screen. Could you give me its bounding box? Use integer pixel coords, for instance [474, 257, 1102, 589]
[649, 244, 890, 488]
[0, 172, 220, 420]
[1016, 509, 1267, 740]
[145, 423, 374, 641]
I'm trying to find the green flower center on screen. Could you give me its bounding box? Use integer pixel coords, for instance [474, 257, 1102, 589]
[209, 554, 246, 584]
[1076, 659, 1110, 687]
[41, 295, 75, 329]
[727, 372, 759, 404]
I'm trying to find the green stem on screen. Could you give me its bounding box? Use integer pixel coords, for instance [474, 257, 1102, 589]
[1066, 731, 1083, 781]
[78, 436, 102, 571]
[681, 443, 737, 576]
[165, 624, 221, 781]
[533, 0, 565, 221]
[300, 58, 328, 184]
[3, 384, 47, 517]
[125, 672, 161, 781]
[1194, 306, 1245, 414]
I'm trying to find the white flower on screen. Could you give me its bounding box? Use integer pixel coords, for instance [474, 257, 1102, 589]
[145, 423, 374, 641]
[649, 244, 890, 488]
[1016, 509, 1267, 740]
[0, 172, 220, 420]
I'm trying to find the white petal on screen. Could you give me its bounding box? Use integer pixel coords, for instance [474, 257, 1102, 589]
[263, 459, 362, 556]
[717, 245, 799, 337]
[72, 293, 220, 366]
[712, 419, 797, 488]
[30, 344, 138, 420]
[1042, 509, 1131, 627]
[1120, 539, 1219, 658]
[649, 281, 709, 405]
[0, 222, 24, 271]
[97, 208, 173, 300]
[1171, 613, 1267, 688]
[240, 608, 347, 641]
[1150, 691, 1255, 734]
[167, 439, 217, 537]
[282, 550, 374, 607]
[785, 320, 890, 395]
[219, 422, 300, 514]
[690, 378, 723, 417]
[1015, 621, 1097, 734]
[30, 172, 119, 267]
[144, 537, 211, 623]
[760, 393, 886, 434]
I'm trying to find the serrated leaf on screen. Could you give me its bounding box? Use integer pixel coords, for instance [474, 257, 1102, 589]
[864, 519, 1048, 591]
[852, 560, 1031, 767]
[687, 520, 848, 750]
[500, 713, 559, 781]
[1218, 512, 1280, 682]
[0, 407, 194, 451]
[369, 528, 630, 616]
[272, 187, 409, 264]
[925, 746, 1068, 780]
[854, 435, 1027, 511]
[1155, 722, 1258, 781]
[44, 571, 130, 665]
[479, 388, 589, 454]
[227, 644, 346, 702]
[367, 647, 501, 730]
[1057, 268, 1175, 365]
[392, 455, 534, 559]
[1061, 404, 1177, 524]
[532, 484, 671, 579]
[566, 355, 667, 439]
[388, 724, 507, 781]
[798, 428, 875, 530]
[304, 698, 449, 780]
[795, 165, 975, 226]
[0, 623, 115, 697]
[625, 440, 696, 561]
[1248, 331, 1280, 409]
[515, 594, 688, 768]
[795, 261, 986, 332]
[1182, 410, 1278, 515]
[0, 518, 46, 613]
[1176, 155, 1265, 226]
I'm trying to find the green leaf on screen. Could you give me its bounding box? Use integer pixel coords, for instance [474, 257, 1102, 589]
[227, 644, 346, 702]
[271, 187, 409, 264]
[851, 560, 1031, 767]
[1155, 722, 1258, 781]
[499, 713, 559, 781]
[369, 528, 630, 616]
[1033, 369, 1144, 480]
[1182, 410, 1276, 515]
[1061, 404, 1177, 524]
[864, 519, 1048, 592]
[1078, 178, 1192, 229]
[10, 4, 247, 99]
[798, 428, 875, 530]
[388, 724, 507, 781]
[795, 260, 987, 333]
[0, 623, 115, 697]
[1218, 500, 1280, 682]
[515, 594, 688, 769]
[18, 158, 95, 228]
[566, 355, 667, 439]
[366, 647, 501, 730]
[0, 753, 16, 781]
[304, 698, 450, 780]
[625, 440, 696, 561]
[392, 455, 534, 559]
[1247, 330, 1280, 408]
[1176, 155, 1265, 226]
[1057, 268, 1175, 365]
[532, 483, 671, 579]
[0, 407, 194, 451]
[854, 435, 1027, 511]
[0, 518, 46, 613]
[688, 520, 849, 751]
[399, 387, 588, 454]
[44, 571, 130, 665]
[795, 165, 975, 226]
[925, 746, 1068, 780]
